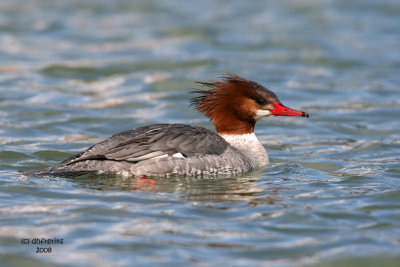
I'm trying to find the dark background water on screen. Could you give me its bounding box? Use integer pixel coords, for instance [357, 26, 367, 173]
[1, 0, 400, 266]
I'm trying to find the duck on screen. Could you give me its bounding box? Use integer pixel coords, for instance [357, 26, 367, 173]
[25, 75, 308, 177]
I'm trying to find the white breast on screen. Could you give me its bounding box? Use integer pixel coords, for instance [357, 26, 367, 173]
[219, 133, 269, 168]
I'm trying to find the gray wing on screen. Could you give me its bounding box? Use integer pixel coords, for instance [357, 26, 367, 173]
[61, 124, 228, 165]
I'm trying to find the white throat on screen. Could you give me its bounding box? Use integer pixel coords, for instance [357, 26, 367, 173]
[219, 133, 269, 168]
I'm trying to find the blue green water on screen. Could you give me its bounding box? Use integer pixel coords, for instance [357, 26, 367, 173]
[1, 0, 400, 266]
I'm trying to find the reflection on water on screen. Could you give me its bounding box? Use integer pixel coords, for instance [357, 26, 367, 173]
[68, 170, 277, 204]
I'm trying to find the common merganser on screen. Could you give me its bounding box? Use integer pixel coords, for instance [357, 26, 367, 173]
[25, 75, 309, 177]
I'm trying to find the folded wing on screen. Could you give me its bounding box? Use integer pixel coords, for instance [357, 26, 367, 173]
[61, 124, 228, 165]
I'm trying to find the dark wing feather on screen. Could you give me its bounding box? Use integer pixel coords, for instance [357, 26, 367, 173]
[61, 124, 228, 165]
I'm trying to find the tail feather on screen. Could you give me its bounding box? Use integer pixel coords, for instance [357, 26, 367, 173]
[19, 166, 95, 177]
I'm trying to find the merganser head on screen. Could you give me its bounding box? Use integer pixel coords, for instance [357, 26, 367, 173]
[191, 74, 309, 134]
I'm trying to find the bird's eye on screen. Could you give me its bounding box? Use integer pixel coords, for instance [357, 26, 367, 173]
[256, 98, 266, 105]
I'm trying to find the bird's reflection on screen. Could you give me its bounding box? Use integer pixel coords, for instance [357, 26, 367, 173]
[67, 169, 280, 205]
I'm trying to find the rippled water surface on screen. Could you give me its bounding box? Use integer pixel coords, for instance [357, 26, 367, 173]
[1, 0, 400, 266]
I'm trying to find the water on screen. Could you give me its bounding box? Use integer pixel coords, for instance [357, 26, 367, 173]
[1, 0, 400, 266]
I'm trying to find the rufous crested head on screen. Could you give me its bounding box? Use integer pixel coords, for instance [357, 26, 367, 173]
[190, 74, 309, 135]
